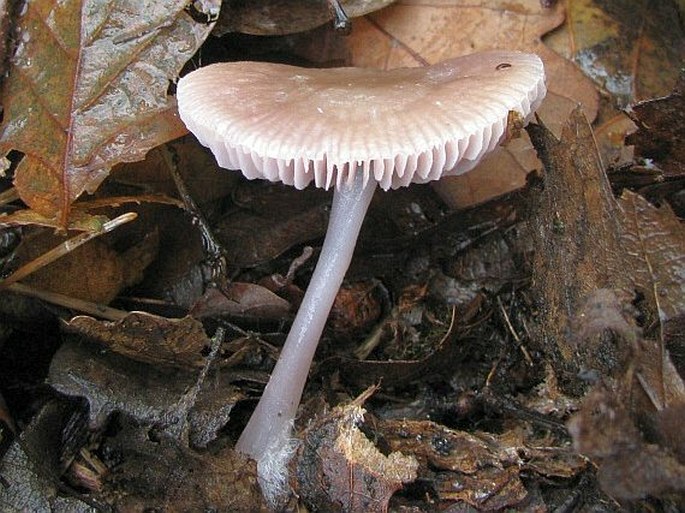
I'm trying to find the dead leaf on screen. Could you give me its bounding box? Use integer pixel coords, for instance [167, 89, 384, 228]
[13, 231, 124, 304]
[618, 191, 685, 323]
[110, 136, 242, 204]
[191, 283, 291, 320]
[65, 313, 211, 369]
[664, 313, 685, 378]
[552, 282, 685, 502]
[0, 399, 96, 512]
[0, 207, 111, 231]
[526, 108, 627, 386]
[567, 385, 685, 501]
[214, 0, 396, 36]
[0, 0, 11, 77]
[294, 401, 418, 513]
[379, 419, 502, 474]
[216, 184, 330, 268]
[7, 220, 155, 304]
[593, 112, 637, 169]
[346, 0, 599, 208]
[626, 73, 685, 177]
[48, 338, 244, 448]
[101, 418, 269, 512]
[527, 106, 685, 390]
[329, 280, 383, 339]
[377, 419, 586, 510]
[0, 0, 218, 223]
[325, 304, 466, 388]
[545, 0, 684, 106]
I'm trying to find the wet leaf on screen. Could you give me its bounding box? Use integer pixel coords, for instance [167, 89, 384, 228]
[347, 0, 599, 207]
[0, 400, 95, 512]
[0, 0, 219, 223]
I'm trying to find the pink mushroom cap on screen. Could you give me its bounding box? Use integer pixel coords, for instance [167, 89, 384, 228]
[177, 51, 546, 191]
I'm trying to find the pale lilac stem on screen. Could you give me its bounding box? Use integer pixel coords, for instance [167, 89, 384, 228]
[236, 170, 376, 460]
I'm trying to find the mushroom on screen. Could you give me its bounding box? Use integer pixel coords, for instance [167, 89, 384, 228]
[176, 50, 546, 488]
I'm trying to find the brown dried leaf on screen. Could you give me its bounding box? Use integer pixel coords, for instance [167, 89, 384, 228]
[347, 0, 599, 207]
[545, 0, 683, 106]
[567, 386, 685, 501]
[329, 280, 383, 339]
[216, 186, 330, 268]
[618, 191, 685, 323]
[14, 232, 125, 304]
[215, 0, 396, 36]
[594, 112, 637, 169]
[102, 420, 268, 512]
[528, 106, 685, 387]
[379, 419, 502, 474]
[526, 109, 626, 383]
[65, 313, 211, 368]
[626, 74, 685, 177]
[378, 419, 586, 509]
[563, 286, 685, 501]
[295, 401, 418, 513]
[0, 0, 218, 223]
[191, 283, 291, 320]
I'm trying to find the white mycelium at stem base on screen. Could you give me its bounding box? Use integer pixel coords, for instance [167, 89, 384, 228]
[236, 169, 376, 462]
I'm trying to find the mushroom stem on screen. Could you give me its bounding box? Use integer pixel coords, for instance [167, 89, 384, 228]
[236, 168, 376, 461]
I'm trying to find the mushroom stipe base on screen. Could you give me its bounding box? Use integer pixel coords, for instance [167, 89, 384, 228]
[236, 169, 376, 470]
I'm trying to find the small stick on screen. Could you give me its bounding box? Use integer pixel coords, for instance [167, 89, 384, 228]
[7, 282, 130, 321]
[497, 295, 533, 366]
[0, 212, 137, 289]
[162, 145, 228, 289]
[164, 326, 226, 441]
[327, 0, 351, 34]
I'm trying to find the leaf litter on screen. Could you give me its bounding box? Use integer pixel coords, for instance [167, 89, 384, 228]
[1, 1, 685, 511]
[0, 0, 218, 224]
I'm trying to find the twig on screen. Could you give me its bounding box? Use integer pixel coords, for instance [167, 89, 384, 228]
[496, 295, 533, 366]
[161, 145, 228, 290]
[7, 282, 129, 321]
[0, 212, 137, 289]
